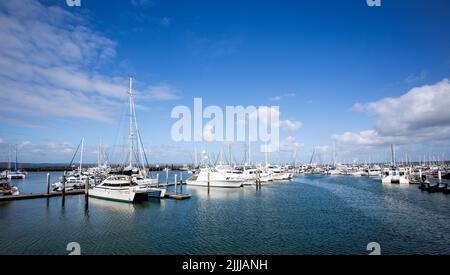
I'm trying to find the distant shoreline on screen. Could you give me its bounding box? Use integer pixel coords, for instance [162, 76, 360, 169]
[0, 163, 193, 172]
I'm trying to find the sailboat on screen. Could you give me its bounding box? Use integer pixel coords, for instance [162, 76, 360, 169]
[7, 146, 26, 179]
[381, 144, 409, 185]
[90, 78, 165, 202]
[52, 138, 97, 191]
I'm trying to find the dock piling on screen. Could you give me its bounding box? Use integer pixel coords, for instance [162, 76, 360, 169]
[84, 177, 89, 208]
[156, 173, 160, 188]
[46, 173, 50, 195]
[207, 171, 210, 190]
[62, 173, 66, 207]
[257, 170, 261, 189]
[174, 174, 178, 195]
[166, 168, 169, 191]
[180, 172, 183, 193]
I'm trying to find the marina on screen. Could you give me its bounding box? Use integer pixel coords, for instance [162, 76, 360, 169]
[1, 171, 450, 255]
[1, 0, 450, 260]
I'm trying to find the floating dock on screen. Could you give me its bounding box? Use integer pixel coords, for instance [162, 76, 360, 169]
[0, 190, 84, 202]
[1, 190, 191, 202]
[164, 192, 192, 200]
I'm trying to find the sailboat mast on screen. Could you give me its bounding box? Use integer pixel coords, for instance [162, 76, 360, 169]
[128, 77, 134, 168]
[7, 145, 11, 171]
[80, 138, 84, 173]
[15, 146, 18, 171]
[133, 96, 147, 177]
[248, 139, 251, 166]
[228, 143, 232, 166]
[194, 145, 198, 167]
[391, 144, 396, 166]
[265, 144, 268, 166]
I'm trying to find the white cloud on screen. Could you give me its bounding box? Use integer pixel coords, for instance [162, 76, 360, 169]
[333, 79, 450, 147]
[280, 120, 303, 131]
[248, 106, 280, 125]
[269, 93, 296, 101]
[350, 103, 365, 112]
[0, 140, 76, 162]
[248, 107, 302, 133]
[0, 0, 177, 126]
[280, 136, 304, 151]
[142, 84, 180, 101]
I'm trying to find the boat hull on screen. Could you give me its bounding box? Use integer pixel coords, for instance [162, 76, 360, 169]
[8, 174, 26, 179]
[382, 176, 409, 185]
[186, 179, 243, 188]
[89, 188, 148, 203]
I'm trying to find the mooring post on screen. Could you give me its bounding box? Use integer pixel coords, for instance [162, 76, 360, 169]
[207, 170, 210, 190]
[438, 170, 442, 183]
[180, 172, 183, 194]
[166, 168, 169, 191]
[62, 173, 66, 196]
[156, 173, 160, 188]
[62, 173, 66, 207]
[174, 174, 178, 195]
[84, 176, 89, 208]
[257, 170, 260, 189]
[259, 171, 262, 188]
[46, 173, 50, 195]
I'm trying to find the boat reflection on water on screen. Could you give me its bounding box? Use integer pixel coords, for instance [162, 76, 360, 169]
[88, 195, 167, 212]
[88, 197, 137, 215]
[186, 185, 246, 200]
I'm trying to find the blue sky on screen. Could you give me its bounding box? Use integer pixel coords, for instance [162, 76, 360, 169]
[1, 0, 450, 164]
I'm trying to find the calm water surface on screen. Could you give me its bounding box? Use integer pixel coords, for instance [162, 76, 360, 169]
[1, 172, 450, 255]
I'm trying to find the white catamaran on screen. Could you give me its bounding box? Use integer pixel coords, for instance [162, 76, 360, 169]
[90, 78, 165, 202]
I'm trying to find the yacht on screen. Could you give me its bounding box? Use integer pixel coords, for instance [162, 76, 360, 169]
[7, 171, 26, 179]
[53, 138, 92, 191]
[6, 147, 26, 179]
[266, 165, 293, 181]
[0, 175, 19, 196]
[187, 167, 244, 188]
[89, 175, 151, 202]
[52, 173, 97, 191]
[381, 167, 409, 185]
[89, 78, 165, 201]
[129, 170, 164, 198]
[240, 166, 271, 184]
[215, 165, 271, 185]
[361, 166, 381, 177]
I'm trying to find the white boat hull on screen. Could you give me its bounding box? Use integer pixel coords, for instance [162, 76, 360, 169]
[89, 187, 148, 202]
[8, 174, 26, 179]
[382, 176, 409, 185]
[186, 179, 243, 188]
